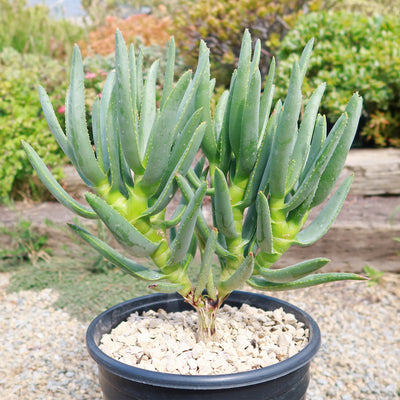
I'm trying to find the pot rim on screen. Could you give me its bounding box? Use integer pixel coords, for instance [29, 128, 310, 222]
[86, 291, 321, 390]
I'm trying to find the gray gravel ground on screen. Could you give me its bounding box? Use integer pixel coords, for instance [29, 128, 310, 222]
[0, 271, 399, 399]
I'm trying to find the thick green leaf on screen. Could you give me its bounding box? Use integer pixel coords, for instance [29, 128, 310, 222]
[148, 282, 185, 293]
[139, 70, 192, 189]
[115, 30, 143, 175]
[214, 168, 238, 238]
[142, 121, 207, 216]
[68, 224, 163, 281]
[174, 122, 207, 177]
[38, 85, 75, 164]
[229, 29, 252, 157]
[158, 109, 203, 190]
[298, 38, 314, 84]
[174, 50, 210, 139]
[214, 90, 229, 140]
[242, 203, 257, 242]
[136, 47, 144, 112]
[218, 69, 237, 173]
[161, 204, 186, 229]
[176, 174, 236, 260]
[286, 186, 316, 227]
[92, 97, 107, 174]
[249, 39, 261, 76]
[169, 183, 207, 265]
[268, 61, 302, 198]
[85, 192, 159, 257]
[128, 44, 137, 117]
[237, 69, 261, 178]
[240, 100, 281, 207]
[118, 118, 135, 192]
[22, 141, 97, 219]
[295, 174, 353, 246]
[141, 181, 177, 219]
[259, 58, 275, 138]
[160, 37, 175, 109]
[248, 272, 366, 291]
[217, 254, 254, 298]
[256, 192, 273, 253]
[68, 45, 106, 186]
[285, 83, 326, 194]
[300, 114, 326, 183]
[186, 168, 215, 196]
[194, 228, 218, 299]
[196, 51, 218, 163]
[284, 113, 348, 212]
[194, 156, 205, 177]
[258, 258, 330, 283]
[100, 71, 121, 193]
[138, 60, 159, 158]
[312, 93, 362, 207]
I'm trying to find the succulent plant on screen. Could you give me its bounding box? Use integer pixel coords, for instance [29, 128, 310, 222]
[23, 30, 365, 340]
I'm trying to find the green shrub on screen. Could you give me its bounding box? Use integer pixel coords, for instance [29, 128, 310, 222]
[0, 218, 52, 267]
[0, 48, 68, 201]
[275, 11, 400, 147]
[171, 0, 322, 86]
[0, 0, 85, 60]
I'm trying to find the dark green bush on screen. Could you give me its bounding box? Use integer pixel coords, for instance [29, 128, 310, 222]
[171, 0, 322, 87]
[0, 48, 68, 201]
[0, 0, 85, 60]
[275, 11, 400, 147]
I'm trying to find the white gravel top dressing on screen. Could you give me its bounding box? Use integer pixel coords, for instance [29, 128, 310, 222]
[0, 273, 101, 400]
[99, 304, 309, 375]
[1, 272, 399, 399]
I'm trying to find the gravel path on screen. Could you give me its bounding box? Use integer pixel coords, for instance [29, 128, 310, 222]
[0, 271, 399, 399]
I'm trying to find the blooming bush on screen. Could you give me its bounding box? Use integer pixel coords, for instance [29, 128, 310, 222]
[80, 14, 172, 57]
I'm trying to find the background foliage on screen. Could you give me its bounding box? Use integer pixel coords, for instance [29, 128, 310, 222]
[333, 0, 400, 16]
[0, 48, 67, 201]
[275, 11, 400, 147]
[0, 0, 400, 203]
[171, 0, 323, 86]
[0, 0, 84, 60]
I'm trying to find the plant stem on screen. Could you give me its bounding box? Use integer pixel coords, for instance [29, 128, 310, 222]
[184, 291, 222, 342]
[196, 303, 219, 342]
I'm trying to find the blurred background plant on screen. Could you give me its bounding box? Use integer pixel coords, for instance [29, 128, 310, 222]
[0, 0, 84, 202]
[0, 0, 84, 60]
[0, 48, 68, 201]
[332, 0, 400, 16]
[0, 218, 52, 268]
[274, 10, 400, 148]
[1, 0, 400, 204]
[391, 205, 400, 256]
[79, 13, 172, 56]
[171, 0, 324, 87]
[362, 265, 384, 286]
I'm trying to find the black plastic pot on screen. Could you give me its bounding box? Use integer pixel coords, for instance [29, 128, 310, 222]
[86, 291, 321, 400]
